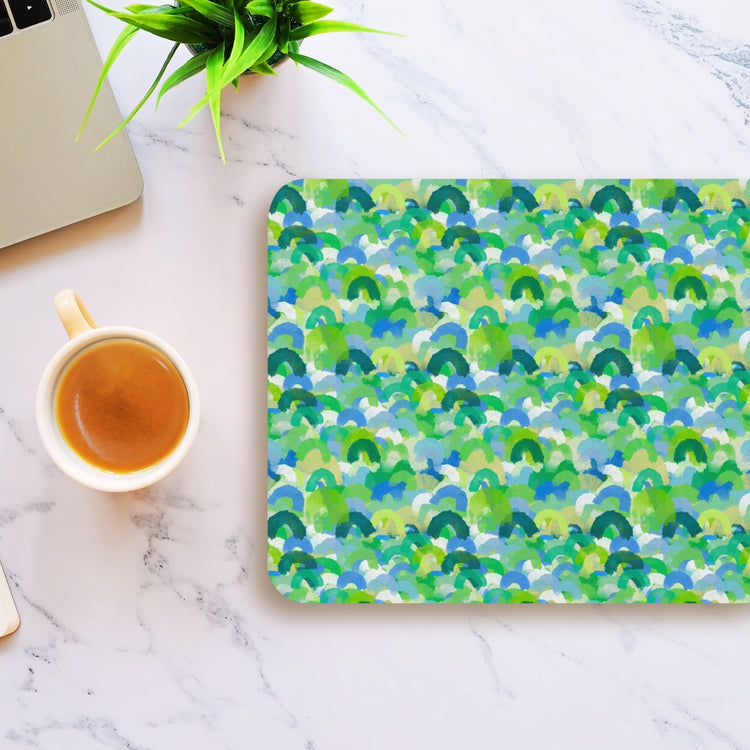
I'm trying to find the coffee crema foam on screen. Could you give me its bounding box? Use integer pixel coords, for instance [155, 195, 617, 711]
[55, 338, 189, 473]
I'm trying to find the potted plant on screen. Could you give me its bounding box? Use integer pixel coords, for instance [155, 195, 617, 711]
[80, 0, 400, 160]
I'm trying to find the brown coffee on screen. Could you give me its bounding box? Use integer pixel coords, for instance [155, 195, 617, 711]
[55, 338, 189, 473]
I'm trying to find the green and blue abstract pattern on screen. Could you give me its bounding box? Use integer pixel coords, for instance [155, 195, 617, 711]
[268, 179, 750, 603]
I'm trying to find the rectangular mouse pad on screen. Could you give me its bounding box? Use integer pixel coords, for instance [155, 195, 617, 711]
[267, 179, 750, 603]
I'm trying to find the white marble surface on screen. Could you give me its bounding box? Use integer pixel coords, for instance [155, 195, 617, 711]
[2, 0, 750, 747]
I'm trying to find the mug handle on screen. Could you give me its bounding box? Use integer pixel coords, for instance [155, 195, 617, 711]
[54, 289, 97, 339]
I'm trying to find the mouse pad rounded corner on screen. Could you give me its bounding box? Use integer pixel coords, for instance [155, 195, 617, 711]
[267, 178, 750, 604]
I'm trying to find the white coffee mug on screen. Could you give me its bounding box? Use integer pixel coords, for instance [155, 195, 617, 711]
[36, 290, 200, 492]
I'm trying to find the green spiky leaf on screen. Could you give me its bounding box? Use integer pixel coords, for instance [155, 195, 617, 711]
[87, 0, 215, 43]
[94, 42, 180, 151]
[221, 16, 276, 85]
[245, 0, 272, 16]
[290, 20, 403, 42]
[156, 49, 211, 108]
[288, 51, 401, 134]
[249, 60, 277, 75]
[178, 18, 275, 128]
[205, 45, 226, 162]
[287, 2, 332, 24]
[174, 0, 233, 27]
[222, 5, 246, 79]
[78, 22, 139, 140]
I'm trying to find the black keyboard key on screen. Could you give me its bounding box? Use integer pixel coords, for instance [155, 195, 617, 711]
[7, 0, 50, 29]
[0, 0, 13, 36]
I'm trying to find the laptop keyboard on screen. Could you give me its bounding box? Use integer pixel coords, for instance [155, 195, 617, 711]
[0, 1, 11, 35]
[0, 0, 51, 35]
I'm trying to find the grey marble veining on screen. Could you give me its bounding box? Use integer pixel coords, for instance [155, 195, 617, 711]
[622, 0, 750, 129]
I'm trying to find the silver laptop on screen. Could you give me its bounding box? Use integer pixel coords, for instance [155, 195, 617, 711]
[0, 0, 142, 248]
[0, 559, 19, 637]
